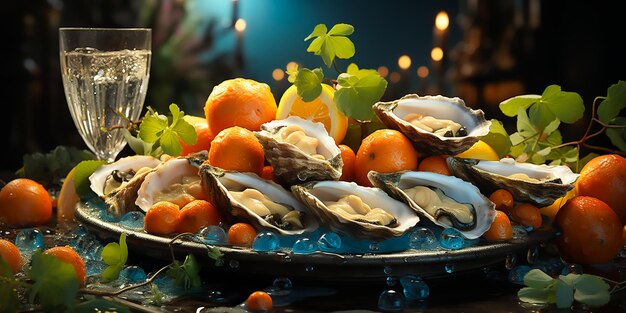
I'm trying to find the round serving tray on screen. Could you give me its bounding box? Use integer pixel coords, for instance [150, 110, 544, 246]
[75, 202, 556, 282]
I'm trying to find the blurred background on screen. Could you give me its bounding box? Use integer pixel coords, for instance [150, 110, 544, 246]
[2, 0, 625, 173]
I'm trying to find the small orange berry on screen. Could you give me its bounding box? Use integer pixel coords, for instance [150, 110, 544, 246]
[482, 210, 513, 241]
[510, 203, 542, 229]
[144, 201, 181, 235]
[246, 291, 273, 311]
[489, 189, 514, 213]
[227, 223, 257, 246]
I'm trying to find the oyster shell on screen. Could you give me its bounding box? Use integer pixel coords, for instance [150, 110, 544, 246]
[255, 116, 342, 186]
[368, 170, 496, 239]
[135, 152, 208, 212]
[291, 181, 420, 240]
[199, 164, 318, 236]
[447, 157, 579, 207]
[373, 94, 491, 155]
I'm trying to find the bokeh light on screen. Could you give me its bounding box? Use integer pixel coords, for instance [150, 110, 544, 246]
[235, 18, 247, 32]
[417, 66, 429, 78]
[431, 47, 444, 62]
[272, 68, 285, 81]
[286, 61, 298, 71]
[435, 11, 449, 31]
[389, 72, 401, 83]
[398, 55, 412, 70]
[377, 66, 389, 78]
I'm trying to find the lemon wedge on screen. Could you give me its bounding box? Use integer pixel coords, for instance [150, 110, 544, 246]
[277, 84, 348, 144]
[455, 140, 499, 161]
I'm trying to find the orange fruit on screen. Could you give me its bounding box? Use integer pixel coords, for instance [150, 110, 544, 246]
[204, 78, 277, 134]
[277, 84, 348, 144]
[338, 144, 356, 181]
[260, 165, 277, 183]
[180, 115, 215, 156]
[144, 201, 181, 235]
[227, 222, 257, 246]
[208, 126, 265, 176]
[510, 203, 542, 229]
[488, 189, 514, 213]
[0, 178, 52, 228]
[354, 129, 419, 187]
[246, 291, 273, 311]
[555, 196, 623, 264]
[576, 154, 626, 224]
[43, 246, 86, 286]
[482, 210, 513, 241]
[176, 200, 224, 234]
[417, 155, 451, 176]
[0, 239, 22, 274]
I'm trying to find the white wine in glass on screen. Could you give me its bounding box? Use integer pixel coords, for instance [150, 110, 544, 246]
[59, 28, 151, 163]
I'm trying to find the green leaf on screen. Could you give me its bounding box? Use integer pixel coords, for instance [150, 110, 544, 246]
[68, 299, 132, 313]
[327, 23, 354, 36]
[597, 80, 626, 124]
[334, 72, 387, 121]
[304, 23, 355, 67]
[167, 254, 201, 289]
[304, 24, 327, 41]
[122, 128, 149, 155]
[541, 85, 585, 124]
[72, 160, 106, 196]
[172, 113, 197, 146]
[294, 68, 324, 102]
[100, 233, 128, 282]
[555, 277, 575, 308]
[28, 252, 79, 309]
[518, 287, 550, 304]
[510, 133, 526, 146]
[0, 259, 19, 313]
[160, 128, 183, 156]
[286, 63, 299, 83]
[327, 36, 355, 59]
[516, 107, 537, 138]
[169, 103, 182, 122]
[524, 269, 554, 288]
[139, 112, 168, 143]
[207, 246, 224, 266]
[16, 146, 95, 189]
[529, 102, 557, 131]
[480, 119, 511, 158]
[543, 118, 561, 136]
[606, 117, 626, 151]
[148, 283, 166, 305]
[499, 95, 540, 117]
[545, 129, 563, 145]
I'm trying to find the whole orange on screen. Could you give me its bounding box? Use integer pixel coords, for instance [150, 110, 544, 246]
[354, 129, 419, 187]
[554, 196, 623, 264]
[180, 115, 215, 156]
[208, 126, 265, 176]
[176, 199, 224, 234]
[0, 239, 22, 274]
[43, 246, 86, 286]
[338, 144, 356, 182]
[0, 178, 52, 228]
[576, 154, 626, 224]
[417, 155, 451, 176]
[204, 78, 277, 135]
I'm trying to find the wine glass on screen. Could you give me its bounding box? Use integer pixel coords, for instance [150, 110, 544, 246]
[59, 28, 152, 163]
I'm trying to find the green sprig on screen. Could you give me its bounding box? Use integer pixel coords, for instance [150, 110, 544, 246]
[100, 233, 129, 282]
[305, 23, 355, 68]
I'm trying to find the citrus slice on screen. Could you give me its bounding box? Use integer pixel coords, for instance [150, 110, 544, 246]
[455, 140, 499, 161]
[277, 84, 348, 144]
[57, 166, 79, 222]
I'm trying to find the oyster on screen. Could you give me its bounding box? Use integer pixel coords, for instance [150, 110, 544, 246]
[199, 164, 318, 236]
[255, 116, 342, 186]
[291, 181, 420, 240]
[368, 170, 496, 239]
[447, 157, 579, 207]
[135, 152, 208, 212]
[373, 94, 491, 155]
[89, 155, 162, 216]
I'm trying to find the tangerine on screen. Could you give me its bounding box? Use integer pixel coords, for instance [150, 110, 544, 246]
[208, 126, 265, 176]
[338, 144, 356, 181]
[0, 239, 22, 274]
[354, 129, 419, 187]
[576, 154, 626, 224]
[176, 200, 224, 234]
[488, 189, 514, 213]
[180, 115, 215, 156]
[144, 201, 181, 235]
[204, 78, 277, 134]
[510, 203, 542, 229]
[0, 178, 52, 228]
[482, 210, 513, 241]
[555, 196, 623, 264]
[246, 291, 273, 311]
[417, 155, 451, 176]
[43, 246, 86, 286]
[227, 222, 257, 246]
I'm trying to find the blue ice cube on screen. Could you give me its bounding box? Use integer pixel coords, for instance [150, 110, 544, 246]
[199, 226, 227, 245]
[508, 265, 531, 285]
[408, 227, 438, 250]
[292, 238, 317, 254]
[400, 274, 429, 300]
[252, 232, 280, 252]
[119, 211, 145, 230]
[15, 228, 45, 255]
[120, 265, 147, 283]
[70, 232, 103, 260]
[439, 228, 465, 250]
[84, 259, 107, 277]
[318, 232, 342, 251]
[377, 289, 404, 312]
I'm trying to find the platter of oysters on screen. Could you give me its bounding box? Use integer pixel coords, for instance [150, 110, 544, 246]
[75, 94, 576, 280]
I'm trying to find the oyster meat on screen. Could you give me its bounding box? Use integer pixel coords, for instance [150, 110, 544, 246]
[447, 157, 579, 207]
[255, 116, 342, 186]
[291, 181, 420, 240]
[373, 94, 491, 155]
[368, 170, 496, 239]
[199, 164, 318, 236]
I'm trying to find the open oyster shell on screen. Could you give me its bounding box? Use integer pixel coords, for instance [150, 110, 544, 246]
[291, 181, 420, 240]
[368, 170, 496, 239]
[255, 116, 342, 186]
[447, 157, 579, 207]
[373, 94, 491, 155]
[199, 164, 319, 236]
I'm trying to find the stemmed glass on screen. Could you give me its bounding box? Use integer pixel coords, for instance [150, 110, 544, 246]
[59, 28, 152, 163]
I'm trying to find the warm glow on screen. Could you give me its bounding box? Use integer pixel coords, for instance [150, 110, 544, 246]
[272, 69, 285, 81]
[235, 18, 246, 32]
[286, 61, 298, 72]
[431, 47, 444, 62]
[435, 11, 449, 31]
[377, 66, 389, 77]
[417, 66, 429, 78]
[389, 72, 401, 83]
[397, 55, 411, 70]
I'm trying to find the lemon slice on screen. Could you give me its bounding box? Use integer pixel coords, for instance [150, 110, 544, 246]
[277, 84, 348, 144]
[455, 140, 499, 161]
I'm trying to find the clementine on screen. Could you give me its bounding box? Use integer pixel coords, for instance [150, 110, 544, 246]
[144, 201, 181, 235]
[338, 144, 356, 181]
[43, 246, 86, 286]
[0, 239, 22, 274]
[555, 196, 623, 264]
[482, 210, 513, 241]
[576, 154, 626, 224]
[417, 155, 451, 176]
[208, 126, 265, 176]
[354, 129, 419, 187]
[0, 178, 52, 228]
[180, 115, 215, 156]
[176, 199, 224, 234]
[204, 78, 277, 134]
[488, 189, 514, 213]
[246, 291, 273, 311]
[227, 222, 257, 246]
